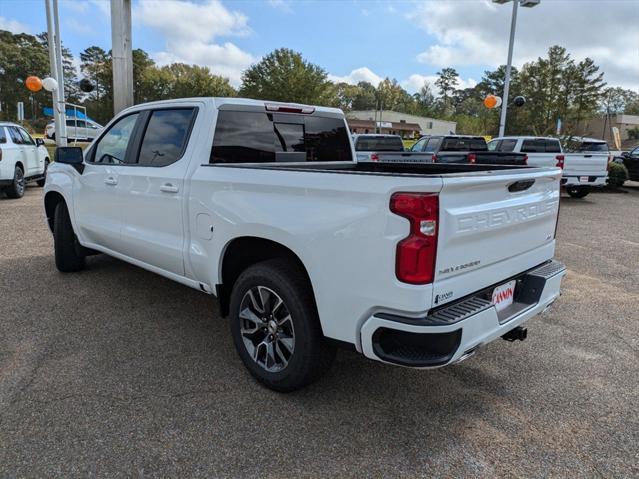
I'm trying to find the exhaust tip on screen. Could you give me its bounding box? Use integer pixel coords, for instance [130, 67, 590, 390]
[502, 326, 527, 342]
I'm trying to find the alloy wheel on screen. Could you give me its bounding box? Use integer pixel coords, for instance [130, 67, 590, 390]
[239, 286, 295, 372]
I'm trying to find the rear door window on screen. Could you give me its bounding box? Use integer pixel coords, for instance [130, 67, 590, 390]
[424, 137, 441, 153]
[17, 127, 35, 145]
[7, 127, 25, 145]
[410, 137, 427, 152]
[137, 108, 196, 167]
[211, 111, 352, 163]
[492, 139, 517, 152]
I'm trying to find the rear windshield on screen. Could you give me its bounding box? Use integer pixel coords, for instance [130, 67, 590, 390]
[440, 137, 487, 152]
[355, 136, 404, 152]
[579, 142, 608, 152]
[521, 138, 562, 153]
[211, 111, 352, 163]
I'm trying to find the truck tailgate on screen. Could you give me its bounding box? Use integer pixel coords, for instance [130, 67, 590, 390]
[563, 153, 609, 176]
[433, 168, 561, 306]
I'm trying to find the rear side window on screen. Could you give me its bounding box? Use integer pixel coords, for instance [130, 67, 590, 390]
[440, 137, 486, 152]
[491, 139, 517, 152]
[211, 111, 352, 163]
[355, 136, 403, 152]
[424, 137, 441, 153]
[7, 127, 24, 145]
[0, 127, 6, 144]
[18, 128, 35, 145]
[138, 109, 195, 167]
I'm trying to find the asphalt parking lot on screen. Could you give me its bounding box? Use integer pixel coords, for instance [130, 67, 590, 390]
[1, 184, 638, 478]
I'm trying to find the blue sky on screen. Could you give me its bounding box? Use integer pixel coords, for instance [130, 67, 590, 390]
[2, 0, 638, 92]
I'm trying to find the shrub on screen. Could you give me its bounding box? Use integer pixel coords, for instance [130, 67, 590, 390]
[628, 127, 639, 140]
[607, 161, 629, 187]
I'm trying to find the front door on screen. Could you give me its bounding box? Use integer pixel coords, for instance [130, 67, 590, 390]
[116, 107, 196, 276]
[74, 112, 141, 251]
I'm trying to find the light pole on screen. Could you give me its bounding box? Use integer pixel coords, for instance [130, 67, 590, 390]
[493, 0, 540, 137]
[44, 0, 67, 146]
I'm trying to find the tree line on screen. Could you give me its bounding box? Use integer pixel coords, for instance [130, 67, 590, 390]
[1, 29, 637, 137]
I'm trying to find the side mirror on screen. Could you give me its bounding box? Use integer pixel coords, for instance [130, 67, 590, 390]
[621, 151, 631, 158]
[36, 138, 45, 147]
[55, 146, 84, 166]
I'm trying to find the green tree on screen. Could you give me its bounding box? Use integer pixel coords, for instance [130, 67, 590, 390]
[435, 67, 459, 116]
[351, 81, 377, 110]
[240, 48, 335, 105]
[0, 30, 51, 120]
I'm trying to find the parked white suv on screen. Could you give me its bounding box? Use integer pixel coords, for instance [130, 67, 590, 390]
[44, 98, 566, 391]
[45, 118, 103, 142]
[0, 122, 49, 198]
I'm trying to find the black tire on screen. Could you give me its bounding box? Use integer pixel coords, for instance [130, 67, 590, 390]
[36, 159, 49, 187]
[5, 165, 26, 199]
[229, 258, 336, 392]
[567, 186, 590, 198]
[53, 201, 85, 272]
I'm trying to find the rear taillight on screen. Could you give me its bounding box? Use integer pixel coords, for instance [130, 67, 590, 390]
[468, 153, 476, 164]
[370, 153, 379, 162]
[555, 155, 564, 169]
[390, 193, 439, 285]
[431, 154, 437, 163]
[523, 154, 528, 165]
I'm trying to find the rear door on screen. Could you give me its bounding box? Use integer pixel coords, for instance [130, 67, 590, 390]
[433, 168, 561, 305]
[116, 106, 197, 275]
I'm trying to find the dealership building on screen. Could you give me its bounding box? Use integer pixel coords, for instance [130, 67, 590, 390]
[346, 110, 457, 138]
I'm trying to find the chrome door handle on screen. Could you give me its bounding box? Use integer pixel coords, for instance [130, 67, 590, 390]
[160, 183, 179, 193]
[104, 177, 118, 185]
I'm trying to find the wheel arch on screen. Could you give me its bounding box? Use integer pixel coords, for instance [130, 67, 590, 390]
[217, 236, 315, 318]
[15, 161, 24, 172]
[44, 190, 66, 232]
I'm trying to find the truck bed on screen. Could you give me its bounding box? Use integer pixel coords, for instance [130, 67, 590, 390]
[206, 161, 537, 177]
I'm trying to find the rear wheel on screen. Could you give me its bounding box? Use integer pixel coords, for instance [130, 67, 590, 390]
[53, 201, 85, 272]
[36, 159, 49, 187]
[5, 165, 26, 199]
[229, 258, 336, 392]
[566, 186, 590, 198]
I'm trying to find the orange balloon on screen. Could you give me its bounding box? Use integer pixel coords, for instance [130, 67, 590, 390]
[25, 76, 43, 92]
[484, 95, 498, 109]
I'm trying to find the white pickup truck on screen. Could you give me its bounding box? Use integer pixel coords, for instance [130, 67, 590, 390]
[44, 98, 566, 391]
[488, 136, 609, 198]
[0, 122, 49, 198]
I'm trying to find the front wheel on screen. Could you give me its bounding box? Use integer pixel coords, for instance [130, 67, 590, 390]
[229, 258, 336, 392]
[566, 186, 590, 198]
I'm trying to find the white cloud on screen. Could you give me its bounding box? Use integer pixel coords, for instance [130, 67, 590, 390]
[0, 16, 30, 34]
[134, 0, 255, 86]
[402, 73, 477, 93]
[328, 67, 383, 86]
[408, 0, 639, 90]
[330, 68, 477, 94]
[267, 0, 293, 13]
